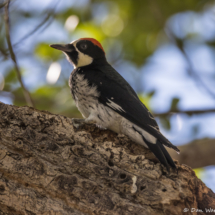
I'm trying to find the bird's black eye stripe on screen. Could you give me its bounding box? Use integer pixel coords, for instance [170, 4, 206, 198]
[80, 43, 87, 50]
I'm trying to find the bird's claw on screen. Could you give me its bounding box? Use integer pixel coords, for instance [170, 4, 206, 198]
[71, 118, 85, 129]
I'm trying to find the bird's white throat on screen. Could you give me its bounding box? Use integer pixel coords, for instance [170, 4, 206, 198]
[72, 41, 93, 68]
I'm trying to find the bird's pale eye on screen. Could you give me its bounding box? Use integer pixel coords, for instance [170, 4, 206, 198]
[80, 43, 87, 50]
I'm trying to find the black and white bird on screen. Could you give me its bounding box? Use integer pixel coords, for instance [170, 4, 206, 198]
[50, 38, 180, 171]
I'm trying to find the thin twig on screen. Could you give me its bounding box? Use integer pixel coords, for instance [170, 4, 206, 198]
[14, 14, 52, 47]
[181, 48, 215, 100]
[149, 1, 215, 99]
[4, 0, 34, 107]
[0, 2, 6, 9]
[167, 29, 215, 100]
[13, 0, 59, 47]
[0, 47, 8, 59]
[153, 108, 215, 117]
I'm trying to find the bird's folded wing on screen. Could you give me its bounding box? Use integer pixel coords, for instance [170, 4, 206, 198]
[82, 66, 179, 152]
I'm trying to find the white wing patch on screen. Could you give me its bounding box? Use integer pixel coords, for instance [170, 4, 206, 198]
[107, 99, 125, 112]
[149, 125, 159, 131]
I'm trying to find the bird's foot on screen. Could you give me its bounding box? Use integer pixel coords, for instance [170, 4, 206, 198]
[71, 118, 85, 129]
[96, 124, 107, 130]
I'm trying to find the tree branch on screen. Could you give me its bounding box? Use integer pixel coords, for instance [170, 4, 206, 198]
[13, 1, 59, 47]
[168, 138, 215, 169]
[4, 0, 34, 107]
[181, 46, 215, 100]
[0, 101, 214, 214]
[0, 1, 6, 9]
[153, 108, 215, 117]
[166, 29, 215, 100]
[0, 47, 8, 59]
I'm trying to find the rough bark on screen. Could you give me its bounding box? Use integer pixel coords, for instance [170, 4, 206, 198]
[168, 138, 215, 169]
[0, 101, 214, 215]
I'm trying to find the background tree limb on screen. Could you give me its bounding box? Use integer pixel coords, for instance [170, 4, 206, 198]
[153, 109, 215, 117]
[0, 101, 214, 215]
[168, 138, 215, 169]
[4, 0, 34, 107]
[13, 0, 59, 47]
[166, 29, 215, 100]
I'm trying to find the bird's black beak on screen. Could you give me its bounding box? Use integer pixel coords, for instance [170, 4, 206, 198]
[49, 44, 73, 52]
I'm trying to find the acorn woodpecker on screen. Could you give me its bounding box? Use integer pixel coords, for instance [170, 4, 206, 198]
[50, 38, 180, 171]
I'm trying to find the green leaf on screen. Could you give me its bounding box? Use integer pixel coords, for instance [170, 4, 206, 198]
[159, 116, 171, 130]
[170, 97, 180, 111]
[138, 92, 155, 110]
[193, 168, 205, 180]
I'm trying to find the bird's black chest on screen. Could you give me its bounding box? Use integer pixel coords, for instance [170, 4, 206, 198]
[69, 69, 89, 100]
[69, 69, 79, 100]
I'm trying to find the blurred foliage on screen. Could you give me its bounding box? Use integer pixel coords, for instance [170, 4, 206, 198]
[0, 0, 215, 130]
[171, 98, 180, 111]
[35, 43, 62, 62]
[159, 116, 171, 130]
[194, 168, 205, 180]
[138, 91, 155, 110]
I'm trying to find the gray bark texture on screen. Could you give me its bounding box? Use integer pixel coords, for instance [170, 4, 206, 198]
[0, 101, 215, 215]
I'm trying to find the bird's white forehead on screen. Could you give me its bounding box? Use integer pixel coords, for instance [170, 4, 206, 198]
[70, 39, 79, 45]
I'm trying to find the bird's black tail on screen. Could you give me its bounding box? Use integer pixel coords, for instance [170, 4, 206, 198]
[132, 126, 176, 171]
[142, 137, 176, 172]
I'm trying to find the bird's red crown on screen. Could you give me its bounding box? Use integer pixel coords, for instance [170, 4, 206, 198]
[80, 38, 105, 53]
